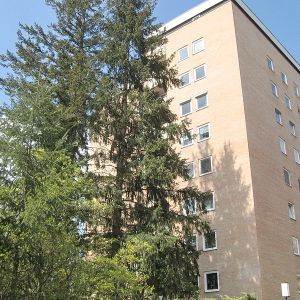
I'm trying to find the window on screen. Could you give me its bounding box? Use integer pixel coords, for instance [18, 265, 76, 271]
[281, 72, 288, 85]
[267, 56, 274, 71]
[180, 100, 192, 116]
[179, 72, 190, 87]
[184, 197, 197, 215]
[200, 156, 212, 176]
[298, 107, 300, 119]
[204, 271, 220, 292]
[181, 130, 193, 147]
[298, 179, 300, 192]
[178, 46, 188, 61]
[293, 237, 300, 255]
[279, 137, 287, 155]
[196, 93, 208, 110]
[295, 84, 300, 97]
[285, 95, 292, 110]
[288, 203, 296, 220]
[284, 168, 291, 187]
[188, 234, 198, 250]
[194, 64, 206, 81]
[294, 149, 300, 164]
[185, 162, 195, 179]
[271, 82, 278, 97]
[193, 38, 204, 54]
[284, 95, 292, 110]
[198, 124, 210, 141]
[275, 109, 282, 125]
[289, 121, 296, 136]
[203, 192, 215, 211]
[203, 231, 217, 251]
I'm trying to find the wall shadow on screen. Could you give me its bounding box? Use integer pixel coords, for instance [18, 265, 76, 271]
[182, 141, 260, 299]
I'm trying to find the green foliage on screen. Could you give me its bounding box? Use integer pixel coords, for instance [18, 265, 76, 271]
[0, 148, 91, 299]
[221, 293, 256, 300]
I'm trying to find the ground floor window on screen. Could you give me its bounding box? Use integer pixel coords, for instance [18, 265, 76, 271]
[204, 271, 220, 292]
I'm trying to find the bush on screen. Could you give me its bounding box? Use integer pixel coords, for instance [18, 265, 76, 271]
[221, 293, 256, 300]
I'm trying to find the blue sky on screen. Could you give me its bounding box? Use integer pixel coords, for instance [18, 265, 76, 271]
[1, 0, 300, 104]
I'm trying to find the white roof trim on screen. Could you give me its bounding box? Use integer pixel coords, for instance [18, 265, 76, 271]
[162, 0, 300, 72]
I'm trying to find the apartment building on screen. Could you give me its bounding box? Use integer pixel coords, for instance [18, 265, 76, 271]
[163, 0, 300, 299]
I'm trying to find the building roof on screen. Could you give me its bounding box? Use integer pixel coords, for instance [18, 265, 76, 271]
[162, 0, 300, 73]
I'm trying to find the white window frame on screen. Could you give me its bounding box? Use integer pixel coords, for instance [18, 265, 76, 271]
[194, 64, 206, 82]
[284, 168, 292, 187]
[267, 56, 274, 71]
[289, 121, 296, 136]
[293, 237, 300, 255]
[198, 123, 210, 142]
[271, 82, 278, 97]
[178, 46, 189, 62]
[180, 100, 192, 117]
[288, 203, 296, 220]
[192, 233, 199, 251]
[275, 108, 282, 125]
[193, 38, 204, 54]
[203, 230, 217, 251]
[204, 271, 220, 293]
[294, 148, 300, 165]
[181, 130, 193, 148]
[285, 95, 292, 110]
[281, 72, 288, 85]
[199, 156, 213, 176]
[185, 162, 195, 179]
[279, 137, 287, 155]
[196, 93, 208, 110]
[203, 192, 216, 212]
[179, 71, 190, 88]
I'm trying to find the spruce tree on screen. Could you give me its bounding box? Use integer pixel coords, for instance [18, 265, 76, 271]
[89, 0, 210, 298]
[0, 0, 104, 158]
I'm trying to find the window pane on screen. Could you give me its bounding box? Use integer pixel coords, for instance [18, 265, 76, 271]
[289, 121, 296, 136]
[279, 138, 286, 154]
[282, 73, 288, 85]
[196, 93, 208, 109]
[180, 73, 190, 87]
[204, 231, 217, 250]
[284, 169, 291, 186]
[294, 149, 300, 164]
[295, 85, 300, 97]
[203, 193, 214, 211]
[206, 273, 219, 290]
[180, 101, 191, 116]
[184, 197, 196, 215]
[181, 132, 192, 147]
[195, 65, 206, 81]
[186, 234, 197, 250]
[275, 109, 282, 124]
[288, 203, 296, 220]
[267, 57, 274, 71]
[179, 47, 188, 61]
[200, 157, 212, 175]
[285, 95, 292, 109]
[293, 238, 300, 255]
[186, 163, 194, 179]
[193, 39, 204, 53]
[199, 124, 210, 140]
[271, 83, 278, 96]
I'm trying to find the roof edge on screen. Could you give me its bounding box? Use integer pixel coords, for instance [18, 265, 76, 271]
[161, 0, 300, 73]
